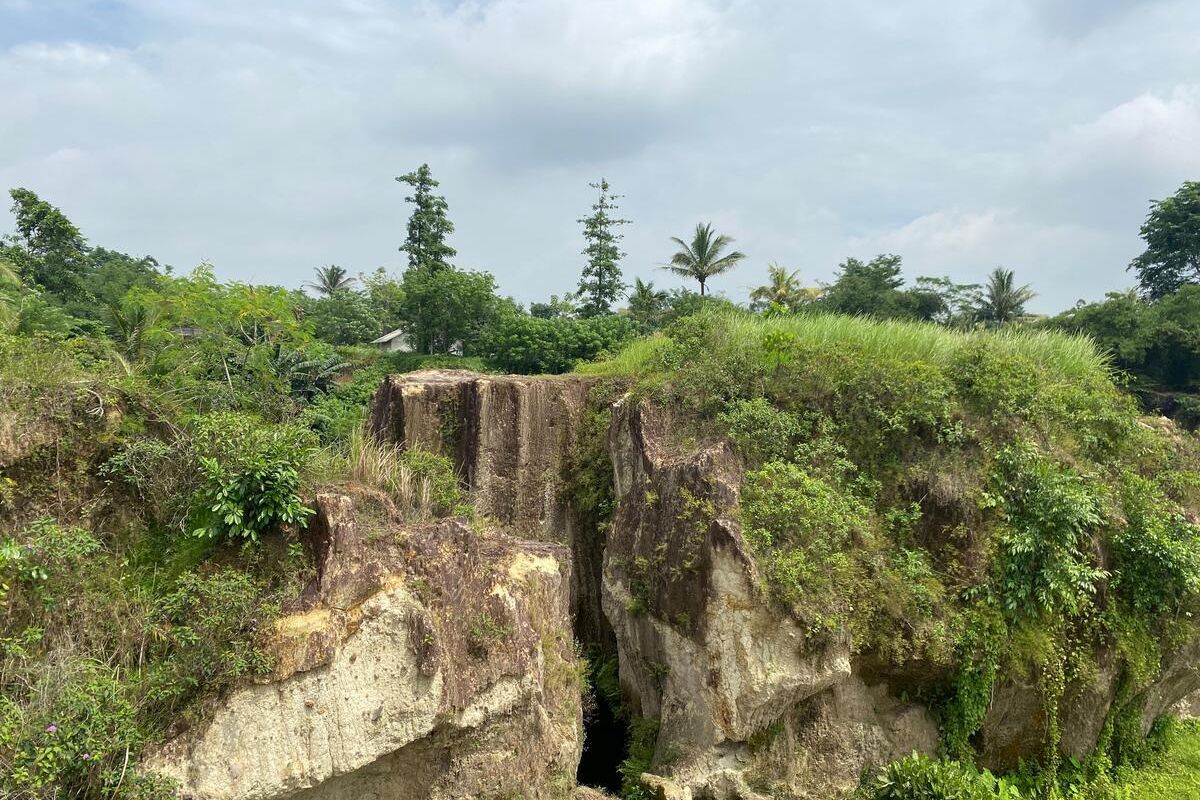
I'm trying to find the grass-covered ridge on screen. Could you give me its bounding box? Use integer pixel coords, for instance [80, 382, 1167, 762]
[581, 309, 1113, 384]
[583, 309, 1200, 798]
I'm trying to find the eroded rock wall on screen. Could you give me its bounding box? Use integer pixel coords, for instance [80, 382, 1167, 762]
[368, 370, 611, 647]
[159, 370, 1200, 798]
[148, 491, 581, 800]
[601, 397, 929, 798]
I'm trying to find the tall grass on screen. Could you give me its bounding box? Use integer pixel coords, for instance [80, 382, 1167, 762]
[580, 310, 1111, 384]
[306, 427, 438, 520]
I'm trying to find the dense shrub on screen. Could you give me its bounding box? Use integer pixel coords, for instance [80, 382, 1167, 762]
[479, 313, 636, 374]
[144, 569, 276, 718]
[189, 412, 316, 542]
[989, 443, 1107, 621]
[863, 754, 1023, 800]
[741, 459, 874, 635]
[1110, 473, 1200, 619]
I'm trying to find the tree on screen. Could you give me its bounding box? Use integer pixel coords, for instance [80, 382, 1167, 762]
[1047, 286, 1200, 427]
[306, 265, 355, 297]
[2, 188, 90, 302]
[914, 276, 982, 328]
[749, 264, 819, 312]
[821, 254, 944, 321]
[530, 293, 578, 319]
[361, 268, 406, 332]
[625, 278, 669, 332]
[662, 223, 746, 296]
[975, 267, 1035, 327]
[395, 164, 456, 273]
[576, 179, 630, 317]
[1130, 181, 1200, 300]
[399, 267, 502, 354]
[303, 290, 381, 345]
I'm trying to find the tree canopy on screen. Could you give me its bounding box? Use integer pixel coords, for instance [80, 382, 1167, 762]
[1130, 181, 1200, 300]
[396, 164, 456, 273]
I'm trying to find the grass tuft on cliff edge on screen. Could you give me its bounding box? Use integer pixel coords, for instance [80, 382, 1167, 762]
[582, 309, 1200, 796]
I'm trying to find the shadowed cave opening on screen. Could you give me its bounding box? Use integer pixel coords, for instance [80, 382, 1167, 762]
[570, 509, 630, 792]
[576, 675, 629, 792]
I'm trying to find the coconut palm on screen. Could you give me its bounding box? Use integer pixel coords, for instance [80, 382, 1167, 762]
[626, 277, 670, 331]
[976, 267, 1036, 327]
[661, 223, 746, 296]
[306, 264, 355, 297]
[750, 263, 811, 311]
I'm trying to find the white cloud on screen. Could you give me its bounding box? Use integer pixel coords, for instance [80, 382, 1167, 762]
[1, 0, 1199, 309]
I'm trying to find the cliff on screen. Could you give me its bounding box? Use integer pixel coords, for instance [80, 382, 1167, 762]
[149, 489, 582, 800]
[156, 357, 1200, 799]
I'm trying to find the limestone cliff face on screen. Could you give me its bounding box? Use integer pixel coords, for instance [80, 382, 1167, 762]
[368, 370, 609, 646]
[601, 397, 934, 798]
[149, 491, 582, 800]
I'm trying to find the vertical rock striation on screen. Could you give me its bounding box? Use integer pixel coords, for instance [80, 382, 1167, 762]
[369, 370, 611, 646]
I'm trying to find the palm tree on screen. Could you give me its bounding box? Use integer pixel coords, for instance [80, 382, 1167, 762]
[662, 223, 746, 296]
[626, 277, 669, 331]
[976, 267, 1035, 327]
[306, 264, 355, 297]
[750, 263, 809, 311]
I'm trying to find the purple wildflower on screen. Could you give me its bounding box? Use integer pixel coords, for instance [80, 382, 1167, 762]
[45, 724, 57, 734]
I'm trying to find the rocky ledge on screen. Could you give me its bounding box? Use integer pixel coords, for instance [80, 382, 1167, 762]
[148, 489, 582, 800]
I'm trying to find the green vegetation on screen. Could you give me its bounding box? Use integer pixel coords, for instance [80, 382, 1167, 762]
[1129, 181, 1200, 300]
[861, 754, 1023, 800]
[584, 308, 1200, 797]
[576, 178, 631, 317]
[3, 160, 1200, 798]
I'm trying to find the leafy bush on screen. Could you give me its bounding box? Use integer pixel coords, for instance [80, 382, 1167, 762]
[0, 658, 174, 799]
[864, 754, 1023, 800]
[144, 568, 276, 719]
[479, 313, 636, 374]
[741, 459, 874, 634]
[988, 443, 1106, 621]
[1110, 473, 1200, 619]
[717, 398, 810, 465]
[189, 412, 316, 542]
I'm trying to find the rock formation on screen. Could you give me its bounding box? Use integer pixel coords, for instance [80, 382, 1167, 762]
[149, 490, 582, 800]
[154, 369, 1200, 799]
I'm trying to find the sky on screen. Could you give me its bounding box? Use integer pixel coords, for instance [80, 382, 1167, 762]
[1, 1, 1198, 313]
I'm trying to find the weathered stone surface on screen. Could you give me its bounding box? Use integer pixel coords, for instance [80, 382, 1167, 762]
[368, 370, 610, 645]
[978, 652, 1121, 772]
[1140, 635, 1200, 734]
[602, 397, 856, 796]
[148, 491, 581, 800]
[368, 370, 593, 538]
[732, 672, 939, 798]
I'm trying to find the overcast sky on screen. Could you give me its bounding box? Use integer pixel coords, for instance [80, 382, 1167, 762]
[2, 1, 1198, 312]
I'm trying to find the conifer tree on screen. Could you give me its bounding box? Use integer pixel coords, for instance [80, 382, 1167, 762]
[576, 179, 630, 317]
[395, 164, 456, 273]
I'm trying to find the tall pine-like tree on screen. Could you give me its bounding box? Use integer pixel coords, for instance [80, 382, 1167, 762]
[395, 164, 456, 273]
[576, 179, 630, 317]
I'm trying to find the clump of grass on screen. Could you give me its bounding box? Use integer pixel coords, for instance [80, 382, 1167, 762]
[317, 427, 467, 520]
